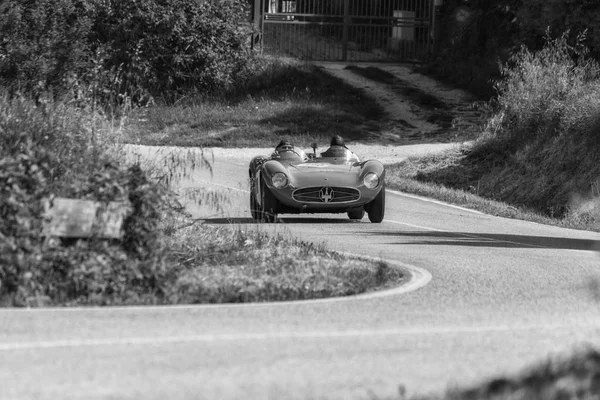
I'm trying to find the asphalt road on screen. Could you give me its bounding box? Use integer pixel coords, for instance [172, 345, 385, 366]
[2, 145, 600, 400]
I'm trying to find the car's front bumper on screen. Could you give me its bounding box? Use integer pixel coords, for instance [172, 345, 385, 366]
[270, 184, 382, 213]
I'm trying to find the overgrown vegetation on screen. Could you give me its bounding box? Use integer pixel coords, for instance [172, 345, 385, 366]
[164, 221, 401, 303]
[0, 96, 171, 306]
[0, 0, 404, 307]
[387, 34, 600, 231]
[123, 57, 385, 148]
[431, 0, 600, 99]
[0, 0, 253, 103]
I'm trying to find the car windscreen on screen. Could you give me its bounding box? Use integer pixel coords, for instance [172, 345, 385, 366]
[275, 152, 306, 164]
[317, 155, 361, 164]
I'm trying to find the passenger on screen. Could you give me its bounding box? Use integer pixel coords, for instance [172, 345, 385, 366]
[321, 135, 360, 162]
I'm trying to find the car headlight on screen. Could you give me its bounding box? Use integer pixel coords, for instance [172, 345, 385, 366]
[363, 172, 379, 189]
[271, 172, 288, 188]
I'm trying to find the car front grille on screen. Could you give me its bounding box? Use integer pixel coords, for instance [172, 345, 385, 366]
[292, 187, 360, 204]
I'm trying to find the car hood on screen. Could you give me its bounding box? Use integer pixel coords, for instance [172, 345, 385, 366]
[284, 162, 361, 187]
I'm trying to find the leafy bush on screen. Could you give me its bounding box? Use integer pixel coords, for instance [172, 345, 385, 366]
[466, 35, 600, 219]
[431, 0, 600, 99]
[517, 0, 600, 60]
[0, 0, 254, 105]
[0, 96, 170, 306]
[0, 0, 95, 98]
[490, 32, 600, 145]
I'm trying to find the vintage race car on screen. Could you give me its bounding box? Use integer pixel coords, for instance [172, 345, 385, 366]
[249, 143, 385, 223]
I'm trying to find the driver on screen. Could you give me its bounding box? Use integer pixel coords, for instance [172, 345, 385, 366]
[321, 135, 359, 161]
[272, 140, 308, 162]
[274, 140, 294, 153]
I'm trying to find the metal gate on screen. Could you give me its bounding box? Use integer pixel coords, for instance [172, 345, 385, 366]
[260, 0, 438, 62]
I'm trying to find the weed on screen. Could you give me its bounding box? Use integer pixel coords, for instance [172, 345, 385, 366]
[387, 34, 600, 230]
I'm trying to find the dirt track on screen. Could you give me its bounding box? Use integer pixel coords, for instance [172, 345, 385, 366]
[316, 62, 484, 145]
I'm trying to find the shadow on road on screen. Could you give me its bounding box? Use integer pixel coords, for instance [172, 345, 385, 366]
[201, 217, 361, 225]
[367, 231, 600, 251]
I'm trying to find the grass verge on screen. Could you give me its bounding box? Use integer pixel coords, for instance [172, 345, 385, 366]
[384, 142, 600, 232]
[122, 57, 386, 148]
[420, 346, 600, 400]
[386, 35, 600, 233]
[163, 214, 404, 304]
[384, 144, 565, 225]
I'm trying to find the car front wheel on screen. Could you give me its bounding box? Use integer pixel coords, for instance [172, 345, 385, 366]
[260, 177, 278, 223]
[250, 191, 261, 221]
[367, 186, 385, 223]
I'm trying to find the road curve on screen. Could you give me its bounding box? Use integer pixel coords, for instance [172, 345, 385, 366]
[2, 146, 600, 400]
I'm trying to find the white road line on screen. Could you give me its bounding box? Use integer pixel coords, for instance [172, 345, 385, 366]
[0, 257, 431, 313]
[2, 323, 600, 351]
[386, 189, 484, 215]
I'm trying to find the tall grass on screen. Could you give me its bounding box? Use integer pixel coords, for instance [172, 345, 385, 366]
[123, 56, 385, 148]
[393, 34, 600, 229]
[0, 95, 172, 306]
[163, 218, 403, 303]
[488, 32, 600, 147]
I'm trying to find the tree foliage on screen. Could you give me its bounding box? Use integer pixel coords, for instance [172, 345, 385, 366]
[0, 0, 253, 103]
[434, 0, 600, 98]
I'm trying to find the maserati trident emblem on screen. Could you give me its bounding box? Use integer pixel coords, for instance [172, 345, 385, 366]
[319, 187, 334, 203]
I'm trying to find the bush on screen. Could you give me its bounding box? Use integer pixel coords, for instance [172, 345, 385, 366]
[0, 96, 170, 306]
[0, 0, 254, 105]
[0, 0, 95, 98]
[517, 0, 600, 60]
[468, 35, 600, 218]
[491, 32, 600, 145]
[431, 0, 600, 99]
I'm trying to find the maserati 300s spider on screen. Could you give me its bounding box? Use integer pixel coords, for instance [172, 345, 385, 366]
[248, 142, 385, 223]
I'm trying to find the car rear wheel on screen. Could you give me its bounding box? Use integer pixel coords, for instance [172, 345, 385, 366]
[367, 186, 385, 223]
[260, 177, 278, 223]
[347, 209, 365, 220]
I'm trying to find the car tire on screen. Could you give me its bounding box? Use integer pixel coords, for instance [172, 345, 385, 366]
[250, 191, 261, 221]
[367, 186, 385, 223]
[260, 177, 278, 223]
[347, 209, 365, 220]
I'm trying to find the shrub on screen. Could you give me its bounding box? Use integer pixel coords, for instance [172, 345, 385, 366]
[88, 0, 254, 100]
[0, 96, 170, 306]
[489, 32, 600, 145]
[517, 0, 600, 59]
[0, 0, 95, 98]
[0, 0, 254, 105]
[466, 34, 600, 219]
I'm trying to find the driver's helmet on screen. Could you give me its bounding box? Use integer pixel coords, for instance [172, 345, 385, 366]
[275, 140, 294, 153]
[330, 135, 346, 148]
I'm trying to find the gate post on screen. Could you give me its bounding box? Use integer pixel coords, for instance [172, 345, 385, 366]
[431, 0, 444, 58]
[342, 0, 349, 61]
[252, 0, 263, 51]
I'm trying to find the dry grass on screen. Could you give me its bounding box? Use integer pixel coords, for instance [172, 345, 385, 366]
[161, 214, 404, 303]
[121, 57, 385, 148]
[385, 36, 600, 233]
[384, 144, 599, 231]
